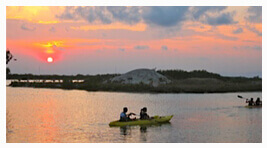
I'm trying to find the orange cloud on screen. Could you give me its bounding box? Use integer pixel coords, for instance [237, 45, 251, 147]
[6, 6, 65, 24]
[37, 20, 60, 24]
[70, 23, 147, 31]
[35, 41, 65, 48]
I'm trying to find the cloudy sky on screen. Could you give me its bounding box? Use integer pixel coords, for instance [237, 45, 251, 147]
[6, 6, 262, 77]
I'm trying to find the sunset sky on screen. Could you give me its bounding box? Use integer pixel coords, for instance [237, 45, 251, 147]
[6, 6, 262, 77]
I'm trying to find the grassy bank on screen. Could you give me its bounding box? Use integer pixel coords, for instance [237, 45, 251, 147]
[7, 70, 262, 93]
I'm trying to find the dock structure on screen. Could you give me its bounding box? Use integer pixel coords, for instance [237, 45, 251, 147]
[9, 78, 85, 89]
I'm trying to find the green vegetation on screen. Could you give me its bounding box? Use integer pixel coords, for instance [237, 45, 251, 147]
[157, 69, 261, 82]
[7, 69, 261, 93]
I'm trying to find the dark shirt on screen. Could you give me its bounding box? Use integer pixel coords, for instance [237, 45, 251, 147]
[140, 111, 149, 119]
[248, 100, 254, 106]
[255, 99, 261, 106]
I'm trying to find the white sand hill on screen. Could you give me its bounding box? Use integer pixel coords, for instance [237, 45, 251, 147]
[111, 69, 171, 87]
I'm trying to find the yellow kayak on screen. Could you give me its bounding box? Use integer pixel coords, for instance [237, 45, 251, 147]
[109, 115, 173, 127]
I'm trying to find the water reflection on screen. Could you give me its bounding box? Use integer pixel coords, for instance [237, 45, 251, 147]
[35, 98, 59, 142]
[6, 111, 13, 142]
[118, 123, 172, 142]
[139, 126, 147, 142]
[120, 126, 131, 136]
[6, 87, 262, 143]
[140, 126, 147, 133]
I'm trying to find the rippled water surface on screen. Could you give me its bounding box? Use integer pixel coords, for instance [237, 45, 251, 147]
[6, 87, 262, 143]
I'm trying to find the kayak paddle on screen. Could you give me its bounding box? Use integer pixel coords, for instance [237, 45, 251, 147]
[238, 95, 247, 99]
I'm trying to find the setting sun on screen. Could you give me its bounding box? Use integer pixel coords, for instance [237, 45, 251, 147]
[47, 57, 53, 63]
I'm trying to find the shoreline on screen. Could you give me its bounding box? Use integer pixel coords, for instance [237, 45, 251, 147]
[7, 70, 262, 94]
[8, 81, 262, 94]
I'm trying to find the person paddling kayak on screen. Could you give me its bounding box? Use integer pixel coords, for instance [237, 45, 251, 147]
[120, 107, 136, 121]
[140, 107, 152, 119]
[238, 95, 262, 107]
[246, 98, 255, 106]
[255, 97, 262, 106]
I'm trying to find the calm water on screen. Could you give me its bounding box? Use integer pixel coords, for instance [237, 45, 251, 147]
[6, 86, 262, 143]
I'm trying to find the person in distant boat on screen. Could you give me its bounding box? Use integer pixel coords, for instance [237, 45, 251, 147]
[140, 107, 150, 119]
[255, 97, 262, 106]
[246, 98, 255, 106]
[120, 107, 136, 121]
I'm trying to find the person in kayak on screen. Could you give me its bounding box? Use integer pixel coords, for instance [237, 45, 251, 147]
[140, 107, 150, 119]
[246, 98, 255, 106]
[255, 97, 262, 106]
[120, 107, 136, 121]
